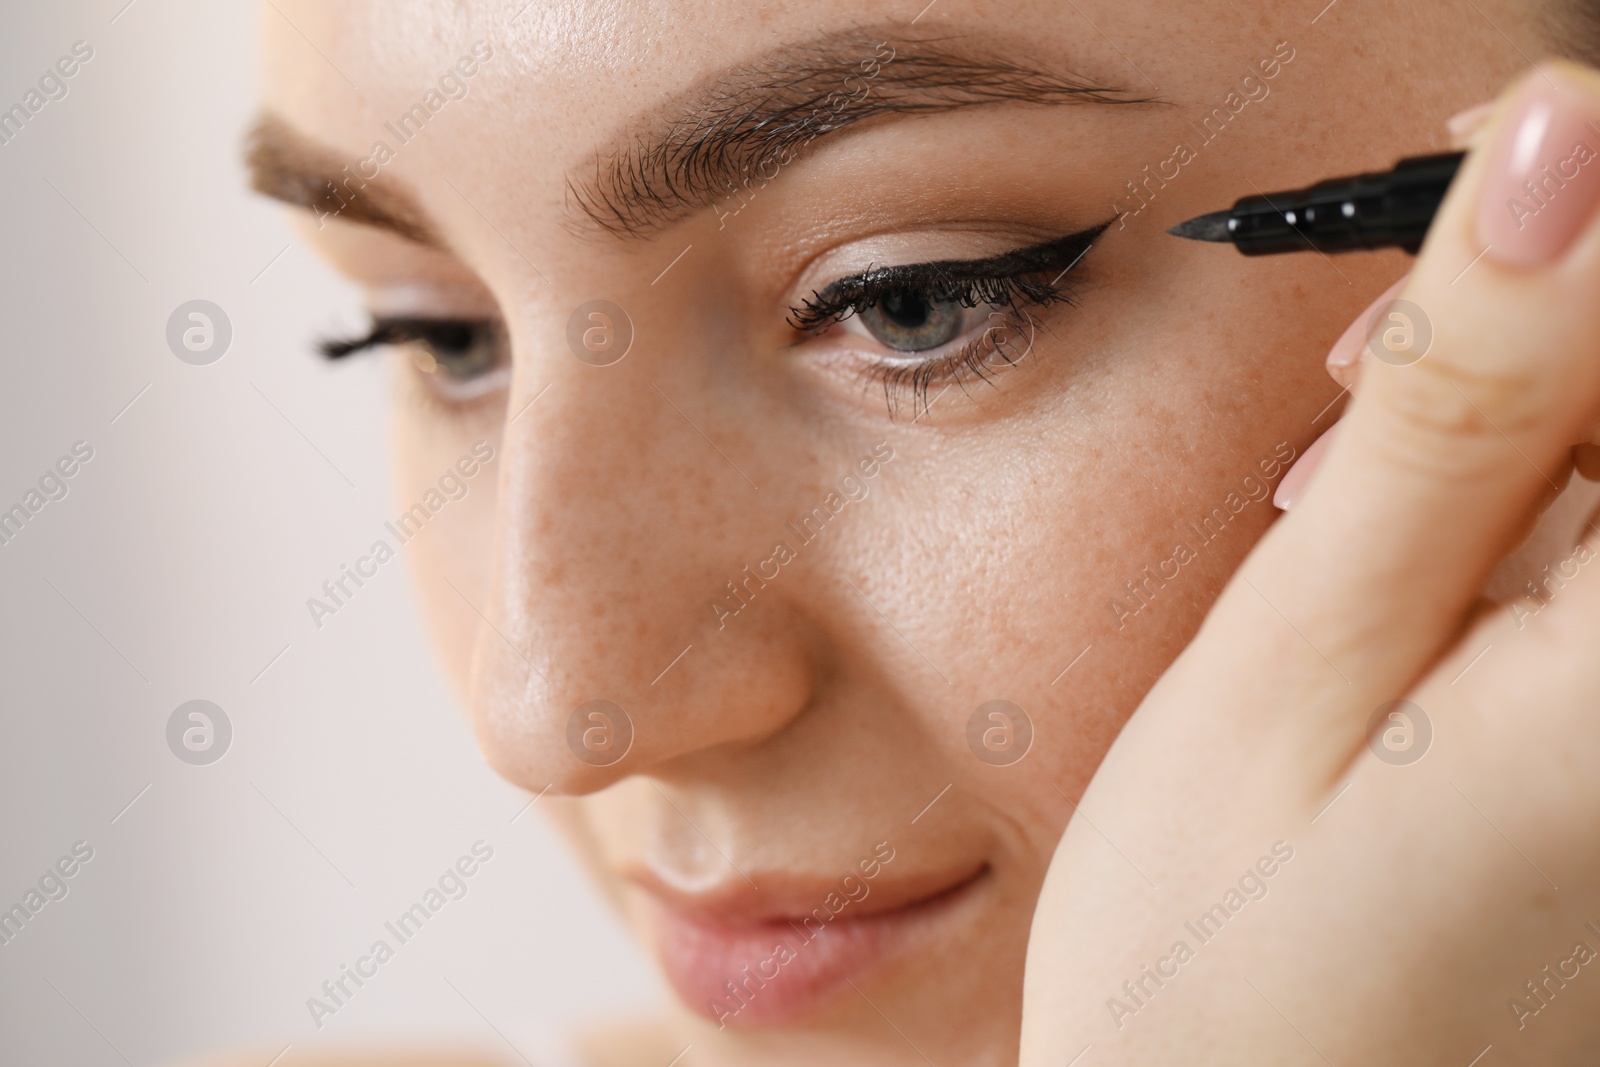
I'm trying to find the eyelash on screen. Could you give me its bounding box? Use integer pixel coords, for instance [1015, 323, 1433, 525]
[879, 309, 1043, 413]
[320, 317, 508, 413]
[787, 225, 1107, 415]
[788, 268, 1071, 333]
[318, 226, 1107, 420]
[320, 318, 488, 360]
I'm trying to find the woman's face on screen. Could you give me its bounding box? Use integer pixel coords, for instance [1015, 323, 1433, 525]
[257, 1, 1527, 1061]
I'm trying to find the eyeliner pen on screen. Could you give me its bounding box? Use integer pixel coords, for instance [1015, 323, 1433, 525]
[1168, 150, 1465, 255]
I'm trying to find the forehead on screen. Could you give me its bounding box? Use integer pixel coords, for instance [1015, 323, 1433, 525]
[258, 0, 1315, 182]
[254, 0, 1478, 308]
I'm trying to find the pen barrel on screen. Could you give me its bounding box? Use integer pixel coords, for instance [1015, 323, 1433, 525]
[1228, 151, 1465, 255]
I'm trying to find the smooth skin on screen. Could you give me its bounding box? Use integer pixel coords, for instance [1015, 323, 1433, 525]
[224, 1, 1598, 1064]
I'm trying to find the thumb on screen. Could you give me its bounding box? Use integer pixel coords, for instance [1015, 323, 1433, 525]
[1193, 60, 1600, 781]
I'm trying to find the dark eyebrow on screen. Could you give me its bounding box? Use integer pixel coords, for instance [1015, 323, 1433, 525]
[244, 114, 440, 246]
[568, 27, 1155, 239]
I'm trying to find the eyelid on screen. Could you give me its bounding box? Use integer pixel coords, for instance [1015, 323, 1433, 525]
[363, 282, 500, 320]
[319, 316, 498, 360]
[335, 316, 511, 414]
[788, 222, 1111, 332]
[833, 224, 1108, 294]
[788, 222, 1110, 337]
[783, 222, 1114, 417]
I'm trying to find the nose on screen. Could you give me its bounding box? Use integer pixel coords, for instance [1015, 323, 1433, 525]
[464, 306, 816, 794]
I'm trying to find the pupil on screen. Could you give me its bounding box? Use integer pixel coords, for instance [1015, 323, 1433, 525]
[408, 321, 497, 380]
[426, 322, 476, 353]
[883, 290, 931, 329]
[859, 288, 964, 353]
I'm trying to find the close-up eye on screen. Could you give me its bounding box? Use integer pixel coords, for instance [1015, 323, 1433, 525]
[320, 317, 509, 403]
[852, 287, 971, 352]
[787, 224, 1108, 408]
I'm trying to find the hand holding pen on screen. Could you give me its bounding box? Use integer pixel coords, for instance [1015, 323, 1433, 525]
[1023, 61, 1600, 1065]
[1174, 87, 1600, 508]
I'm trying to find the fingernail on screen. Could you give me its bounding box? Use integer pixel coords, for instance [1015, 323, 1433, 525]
[1325, 275, 1409, 388]
[1478, 63, 1600, 268]
[1273, 423, 1340, 511]
[1446, 101, 1496, 146]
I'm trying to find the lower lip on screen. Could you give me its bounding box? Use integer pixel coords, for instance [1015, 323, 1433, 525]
[646, 873, 983, 1026]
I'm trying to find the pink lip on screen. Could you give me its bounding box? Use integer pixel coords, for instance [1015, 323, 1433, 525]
[632, 864, 988, 1026]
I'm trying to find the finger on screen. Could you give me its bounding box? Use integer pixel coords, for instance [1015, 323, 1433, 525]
[1315, 102, 1510, 399]
[1446, 101, 1496, 148]
[1198, 62, 1600, 778]
[1447, 99, 1600, 471]
[1325, 274, 1409, 390]
[1322, 105, 1499, 392]
[1273, 421, 1339, 511]
[1480, 447, 1596, 603]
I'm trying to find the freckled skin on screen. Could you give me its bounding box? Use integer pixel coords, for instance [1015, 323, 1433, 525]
[257, 1, 1538, 1063]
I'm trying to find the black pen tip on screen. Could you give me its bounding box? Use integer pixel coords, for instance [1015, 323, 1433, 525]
[1167, 209, 1233, 242]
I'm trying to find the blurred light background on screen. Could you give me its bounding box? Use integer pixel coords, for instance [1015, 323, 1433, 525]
[0, 2, 663, 1063]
